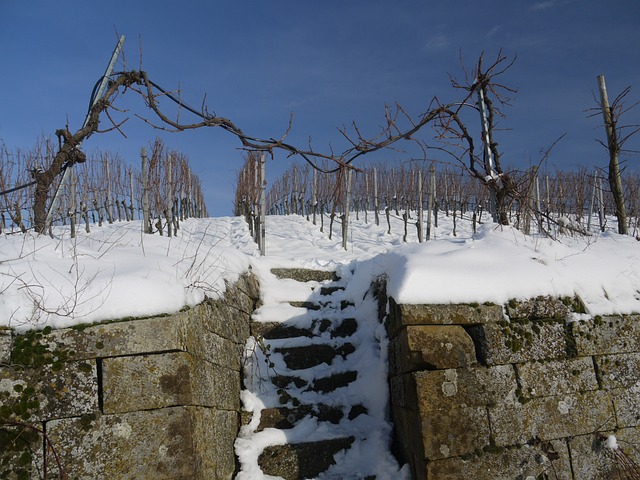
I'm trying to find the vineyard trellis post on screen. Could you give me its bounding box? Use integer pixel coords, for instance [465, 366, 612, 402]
[105, 155, 114, 224]
[342, 167, 353, 251]
[166, 154, 173, 237]
[259, 152, 266, 256]
[597, 75, 628, 234]
[141, 147, 151, 234]
[312, 168, 317, 225]
[373, 167, 380, 226]
[598, 176, 606, 232]
[417, 167, 423, 243]
[426, 163, 435, 241]
[69, 168, 77, 238]
[587, 169, 597, 233]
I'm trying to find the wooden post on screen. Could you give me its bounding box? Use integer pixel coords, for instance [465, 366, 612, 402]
[69, 168, 76, 238]
[598, 75, 627, 234]
[166, 155, 173, 237]
[141, 147, 151, 234]
[312, 168, 317, 225]
[587, 170, 597, 232]
[105, 156, 114, 224]
[374, 167, 380, 226]
[342, 168, 352, 251]
[426, 163, 435, 241]
[417, 168, 423, 243]
[259, 152, 266, 256]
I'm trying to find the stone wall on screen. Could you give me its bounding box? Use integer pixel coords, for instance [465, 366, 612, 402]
[0, 272, 259, 480]
[386, 296, 640, 479]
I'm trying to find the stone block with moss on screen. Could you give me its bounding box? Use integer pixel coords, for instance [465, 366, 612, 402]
[426, 438, 572, 480]
[421, 405, 491, 460]
[489, 390, 616, 446]
[594, 352, 640, 390]
[471, 318, 568, 365]
[102, 351, 240, 414]
[389, 325, 477, 375]
[572, 314, 640, 356]
[517, 356, 598, 398]
[0, 328, 11, 365]
[413, 364, 517, 412]
[387, 299, 503, 335]
[504, 295, 584, 320]
[46, 406, 232, 480]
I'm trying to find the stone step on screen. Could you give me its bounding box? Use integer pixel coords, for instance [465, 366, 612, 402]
[253, 404, 345, 431]
[275, 343, 356, 370]
[309, 370, 359, 393]
[271, 369, 359, 395]
[330, 317, 358, 338]
[251, 322, 314, 340]
[270, 268, 338, 283]
[251, 317, 358, 341]
[320, 285, 345, 296]
[242, 403, 369, 431]
[288, 300, 323, 311]
[259, 436, 355, 480]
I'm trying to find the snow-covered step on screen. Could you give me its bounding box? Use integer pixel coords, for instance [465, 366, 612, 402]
[258, 436, 356, 480]
[274, 343, 355, 370]
[251, 404, 345, 431]
[270, 267, 338, 283]
[238, 263, 395, 479]
[251, 316, 358, 341]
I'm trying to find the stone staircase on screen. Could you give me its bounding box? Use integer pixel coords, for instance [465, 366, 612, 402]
[239, 267, 379, 479]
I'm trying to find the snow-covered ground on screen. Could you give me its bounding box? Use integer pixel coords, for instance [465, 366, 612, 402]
[1, 211, 639, 478]
[2, 212, 639, 331]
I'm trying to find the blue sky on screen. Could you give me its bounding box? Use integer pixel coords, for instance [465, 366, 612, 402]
[2, 0, 639, 216]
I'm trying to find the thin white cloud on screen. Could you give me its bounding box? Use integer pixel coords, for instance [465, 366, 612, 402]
[423, 34, 449, 52]
[487, 25, 501, 38]
[530, 1, 556, 11]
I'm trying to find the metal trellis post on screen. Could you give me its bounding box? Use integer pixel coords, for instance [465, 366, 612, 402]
[45, 35, 125, 230]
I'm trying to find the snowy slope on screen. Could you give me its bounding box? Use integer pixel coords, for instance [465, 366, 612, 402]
[1, 211, 639, 330]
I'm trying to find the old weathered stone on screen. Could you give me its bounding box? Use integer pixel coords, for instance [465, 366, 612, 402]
[184, 326, 243, 371]
[258, 436, 354, 479]
[42, 314, 191, 361]
[391, 405, 427, 480]
[504, 295, 577, 320]
[611, 387, 640, 428]
[37, 274, 257, 363]
[413, 364, 517, 412]
[421, 405, 491, 460]
[270, 267, 337, 282]
[47, 406, 225, 480]
[473, 319, 568, 365]
[389, 325, 477, 374]
[572, 314, 640, 356]
[489, 390, 616, 446]
[203, 295, 252, 343]
[427, 438, 572, 480]
[0, 360, 98, 422]
[387, 299, 503, 336]
[517, 356, 598, 398]
[0, 327, 11, 365]
[596, 352, 640, 390]
[569, 427, 640, 480]
[102, 351, 240, 414]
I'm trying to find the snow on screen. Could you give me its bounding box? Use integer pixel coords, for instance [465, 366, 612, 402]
[1, 210, 640, 479]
